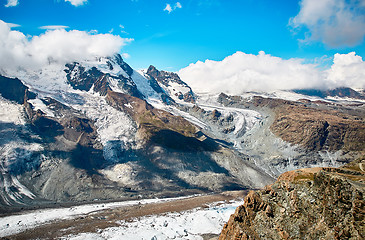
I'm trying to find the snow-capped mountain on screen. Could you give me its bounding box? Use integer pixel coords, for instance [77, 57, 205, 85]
[0, 54, 364, 211]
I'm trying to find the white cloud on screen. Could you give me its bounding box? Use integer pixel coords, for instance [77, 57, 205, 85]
[5, 0, 18, 7]
[326, 52, 365, 89]
[122, 53, 131, 59]
[179, 51, 365, 94]
[179, 51, 324, 94]
[164, 2, 182, 13]
[164, 4, 173, 13]
[39, 25, 69, 30]
[0, 20, 133, 71]
[65, 0, 87, 7]
[290, 0, 365, 47]
[5, 22, 20, 28]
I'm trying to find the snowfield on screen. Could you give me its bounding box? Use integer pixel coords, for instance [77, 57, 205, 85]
[0, 196, 243, 239]
[62, 200, 243, 240]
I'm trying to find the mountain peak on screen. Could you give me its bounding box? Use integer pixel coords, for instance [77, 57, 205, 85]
[145, 65, 196, 103]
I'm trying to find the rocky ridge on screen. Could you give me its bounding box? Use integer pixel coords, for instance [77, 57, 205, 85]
[219, 156, 365, 240]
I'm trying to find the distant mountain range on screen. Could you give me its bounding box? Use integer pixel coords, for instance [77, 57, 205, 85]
[294, 87, 365, 99]
[0, 54, 364, 212]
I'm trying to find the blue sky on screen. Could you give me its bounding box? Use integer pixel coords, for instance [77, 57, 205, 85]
[1, 0, 365, 71]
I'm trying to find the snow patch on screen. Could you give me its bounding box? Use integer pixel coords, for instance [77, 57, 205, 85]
[99, 163, 138, 186]
[27, 98, 55, 117]
[70, 92, 136, 147]
[0, 98, 26, 125]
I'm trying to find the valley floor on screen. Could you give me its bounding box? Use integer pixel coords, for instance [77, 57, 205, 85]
[0, 190, 246, 240]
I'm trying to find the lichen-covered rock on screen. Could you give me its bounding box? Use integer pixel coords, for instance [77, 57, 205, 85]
[219, 157, 365, 240]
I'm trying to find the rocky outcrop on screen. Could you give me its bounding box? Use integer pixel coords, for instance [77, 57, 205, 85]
[0, 75, 36, 104]
[64, 63, 103, 92]
[219, 157, 365, 240]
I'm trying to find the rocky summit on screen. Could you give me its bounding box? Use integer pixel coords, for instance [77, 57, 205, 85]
[219, 156, 365, 240]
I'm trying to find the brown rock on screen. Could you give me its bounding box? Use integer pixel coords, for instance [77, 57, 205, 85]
[219, 157, 365, 240]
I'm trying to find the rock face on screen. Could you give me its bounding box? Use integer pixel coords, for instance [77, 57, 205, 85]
[269, 99, 365, 152]
[65, 56, 143, 98]
[145, 65, 195, 103]
[0, 75, 36, 104]
[219, 157, 365, 240]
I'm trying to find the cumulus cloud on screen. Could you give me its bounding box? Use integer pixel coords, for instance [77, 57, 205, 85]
[65, 0, 87, 7]
[179, 51, 325, 94]
[326, 52, 365, 89]
[178, 51, 365, 94]
[290, 0, 365, 47]
[164, 2, 182, 13]
[0, 20, 132, 71]
[39, 25, 69, 30]
[5, 0, 18, 7]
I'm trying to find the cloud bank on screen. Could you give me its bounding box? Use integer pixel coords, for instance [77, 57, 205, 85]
[290, 0, 365, 47]
[0, 20, 132, 71]
[164, 2, 182, 13]
[178, 51, 365, 94]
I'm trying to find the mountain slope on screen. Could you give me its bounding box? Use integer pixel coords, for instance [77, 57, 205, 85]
[0, 55, 273, 211]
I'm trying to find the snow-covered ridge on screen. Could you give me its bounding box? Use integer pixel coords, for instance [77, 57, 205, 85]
[82, 56, 130, 79]
[132, 70, 162, 102]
